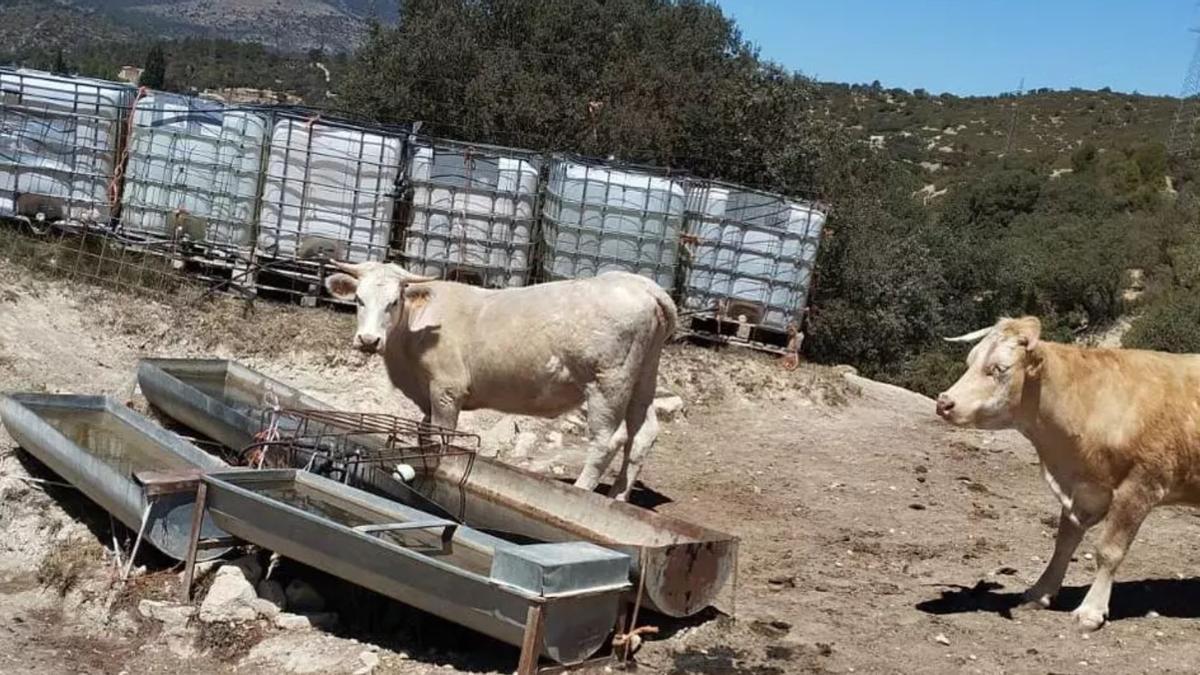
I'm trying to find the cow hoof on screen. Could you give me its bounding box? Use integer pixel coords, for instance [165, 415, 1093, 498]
[1018, 589, 1053, 609]
[1071, 607, 1106, 632]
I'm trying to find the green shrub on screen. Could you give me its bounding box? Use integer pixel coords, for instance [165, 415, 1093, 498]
[1124, 292, 1200, 353]
[888, 348, 968, 398]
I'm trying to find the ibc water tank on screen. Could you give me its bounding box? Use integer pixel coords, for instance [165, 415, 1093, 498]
[401, 139, 541, 287]
[120, 92, 268, 248]
[0, 68, 133, 224]
[682, 180, 826, 334]
[540, 155, 686, 289]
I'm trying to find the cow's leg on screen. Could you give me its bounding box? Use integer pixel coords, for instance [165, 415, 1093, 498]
[575, 384, 630, 493]
[1021, 506, 1087, 608]
[609, 349, 663, 501]
[416, 408, 434, 451]
[1071, 477, 1156, 631]
[609, 402, 657, 501]
[429, 386, 462, 434]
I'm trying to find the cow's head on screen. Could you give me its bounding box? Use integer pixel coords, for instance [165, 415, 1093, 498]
[936, 316, 1043, 429]
[323, 261, 438, 354]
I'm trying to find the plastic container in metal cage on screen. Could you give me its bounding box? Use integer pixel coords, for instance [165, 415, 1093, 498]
[540, 155, 686, 290]
[682, 180, 826, 333]
[256, 112, 405, 264]
[399, 138, 541, 288]
[0, 68, 133, 224]
[119, 91, 268, 249]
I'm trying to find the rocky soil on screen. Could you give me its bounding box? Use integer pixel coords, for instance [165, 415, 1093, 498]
[5, 261, 1200, 674]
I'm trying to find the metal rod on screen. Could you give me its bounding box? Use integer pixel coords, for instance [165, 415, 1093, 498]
[180, 481, 208, 603]
[122, 502, 152, 581]
[517, 603, 546, 675]
[109, 514, 123, 570]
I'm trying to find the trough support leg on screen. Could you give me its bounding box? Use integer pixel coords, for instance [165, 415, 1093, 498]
[122, 502, 154, 581]
[517, 603, 546, 675]
[180, 482, 209, 603]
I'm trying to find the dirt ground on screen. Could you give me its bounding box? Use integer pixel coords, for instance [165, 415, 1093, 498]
[4, 260, 1200, 675]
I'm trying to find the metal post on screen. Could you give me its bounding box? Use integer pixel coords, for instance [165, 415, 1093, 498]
[121, 502, 153, 581]
[179, 481, 209, 603]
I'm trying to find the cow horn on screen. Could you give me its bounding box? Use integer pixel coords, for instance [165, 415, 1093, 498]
[943, 326, 994, 343]
[402, 272, 438, 283]
[384, 263, 436, 283]
[331, 260, 367, 277]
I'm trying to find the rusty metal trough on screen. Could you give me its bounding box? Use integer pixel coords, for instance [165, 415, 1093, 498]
[136, 358, 738, 617]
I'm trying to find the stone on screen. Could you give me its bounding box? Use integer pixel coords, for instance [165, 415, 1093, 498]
[199, 566, 259, 623]
[250, 598, 282, 620]
[353, 651, 381, 675]
[284, 579, 326, 613]
[244, 634, 358, 673]
[226, 553, 264, 586]
[481, 416, 519, 451]
[137, 599, 195, 629]
[274, 612, 339, 631]
[546, 431, 564, 449]
[510, 432, 539, 459]
[653, 395, 686, 421]
[257, 580, 286, 610]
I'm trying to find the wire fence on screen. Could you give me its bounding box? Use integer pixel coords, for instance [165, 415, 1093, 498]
[0, 220, 201, 300]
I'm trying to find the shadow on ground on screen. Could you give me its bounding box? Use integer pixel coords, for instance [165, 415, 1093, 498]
[916, 577, 1200, 623]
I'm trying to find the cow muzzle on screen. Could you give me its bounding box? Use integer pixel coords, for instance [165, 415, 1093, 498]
[353, 334, 383, 354]
[935, 394, 955, 418]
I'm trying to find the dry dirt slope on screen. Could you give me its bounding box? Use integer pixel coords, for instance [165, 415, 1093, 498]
[4, 264, 1200, 674]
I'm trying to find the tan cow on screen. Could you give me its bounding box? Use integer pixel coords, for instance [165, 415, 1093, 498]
[324, 261, 677, 501]
[936, 316, 1200, 631]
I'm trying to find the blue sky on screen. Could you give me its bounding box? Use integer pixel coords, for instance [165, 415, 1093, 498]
[716, 0, 1198, 97]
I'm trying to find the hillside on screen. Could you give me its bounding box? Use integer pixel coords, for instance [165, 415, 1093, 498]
[0, 0, 391, 53]
[816, 82, 1179, 200]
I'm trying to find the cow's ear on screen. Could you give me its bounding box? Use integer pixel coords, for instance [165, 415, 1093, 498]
[325, 273, 358, 301]
[1012, 316, 1041, 352]
[403, 285, 440, 331]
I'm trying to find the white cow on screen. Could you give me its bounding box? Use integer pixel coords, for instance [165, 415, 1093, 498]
[324, 261, 678, 501]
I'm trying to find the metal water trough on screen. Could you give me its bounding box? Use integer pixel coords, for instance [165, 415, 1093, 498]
[136, 358, 738, 617]
[201, 468, 629, 664]
[0, 394, 231, 561]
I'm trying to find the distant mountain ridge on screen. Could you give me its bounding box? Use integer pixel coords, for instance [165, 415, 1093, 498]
[0, 0, 397, 52]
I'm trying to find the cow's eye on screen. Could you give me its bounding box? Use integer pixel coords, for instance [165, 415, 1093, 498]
[386, 300, 398, 311]
[990, 364, 1011, 376]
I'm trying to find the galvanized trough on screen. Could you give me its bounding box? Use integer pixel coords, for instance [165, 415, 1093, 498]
[202, 468, 629, 664]
[137, 358, 738, 617]
[0, 393, 231, 561]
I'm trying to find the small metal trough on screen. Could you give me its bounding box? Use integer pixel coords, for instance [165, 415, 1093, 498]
[0, 393, 231, 561]
[200, 468, 630, 665]
[137, 358, 739, 617]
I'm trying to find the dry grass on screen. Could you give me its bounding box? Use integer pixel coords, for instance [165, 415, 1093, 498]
[36, 538, 105, 596]
[660, 343, 860, 409]
[84, 287, 354, 358]
[196, 620, 267, 662]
